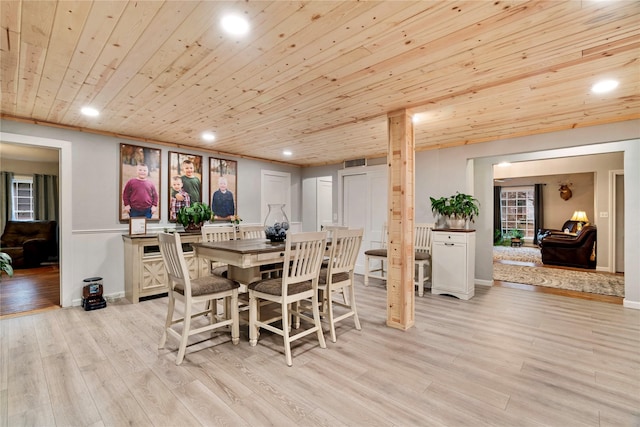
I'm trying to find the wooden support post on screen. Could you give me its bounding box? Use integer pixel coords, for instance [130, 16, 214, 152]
[386, 109, 415, 330]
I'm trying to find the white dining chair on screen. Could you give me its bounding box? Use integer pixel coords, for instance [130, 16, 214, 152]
[364, 223, 387, 287]
[414, 223, 434, 297]
[201, 224, 236, 277]
[248, 231, 327, 366]
[318, 228, 363, 343]
[238, 224, 266, 239]
[157, 232, 240, 365]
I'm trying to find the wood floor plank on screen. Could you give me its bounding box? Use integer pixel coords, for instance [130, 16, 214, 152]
[1, 277, 638, 426]
[41, 352, 102, 426]
[122, 369, 202, 426]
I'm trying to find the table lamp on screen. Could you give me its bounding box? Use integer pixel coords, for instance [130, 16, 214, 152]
[571, 210, 589, 231]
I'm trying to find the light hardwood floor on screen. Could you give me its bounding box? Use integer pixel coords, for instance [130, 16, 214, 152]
[1, 278, 639, 426]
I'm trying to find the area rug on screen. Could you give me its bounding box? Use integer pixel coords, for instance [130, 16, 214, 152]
[493, 263, 624, 297]
[493, 246, 542, 264]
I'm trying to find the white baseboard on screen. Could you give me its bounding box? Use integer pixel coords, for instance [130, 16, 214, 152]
[475, 279, 493, 287]
[623, 299, 640, 310]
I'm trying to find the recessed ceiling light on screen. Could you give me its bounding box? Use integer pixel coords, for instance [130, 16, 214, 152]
[201, 132, 215, 142]
[221, 14, 249, 36]
[283, 150, 292, 156]
[497, 161, 511, 167]
[591, 79, 619, 94]
[81, 106, 99, 117]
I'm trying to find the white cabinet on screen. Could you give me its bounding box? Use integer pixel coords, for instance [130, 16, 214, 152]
[431, 230, 476, 300]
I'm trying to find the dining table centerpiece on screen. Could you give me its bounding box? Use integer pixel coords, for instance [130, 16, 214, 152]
[264, 203, 289, 242]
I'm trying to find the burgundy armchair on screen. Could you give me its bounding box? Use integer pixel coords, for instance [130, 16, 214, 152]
[539, 225, 597, 269]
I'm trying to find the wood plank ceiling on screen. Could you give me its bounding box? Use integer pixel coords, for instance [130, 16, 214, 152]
[1, 1, 639, 167]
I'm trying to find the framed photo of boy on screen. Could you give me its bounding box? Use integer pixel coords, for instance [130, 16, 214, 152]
[119, 143, 161, 222]
[168, 151, 203, 222]
[209, 158, 237, 221]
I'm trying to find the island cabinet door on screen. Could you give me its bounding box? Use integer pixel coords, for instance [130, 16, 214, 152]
[431, 231, 475, 300]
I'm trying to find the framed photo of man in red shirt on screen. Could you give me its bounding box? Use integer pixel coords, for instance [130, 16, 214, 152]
[120, 143, 161, 222]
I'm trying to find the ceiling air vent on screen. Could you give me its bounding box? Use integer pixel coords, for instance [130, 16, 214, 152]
[344, 158, 367, 168]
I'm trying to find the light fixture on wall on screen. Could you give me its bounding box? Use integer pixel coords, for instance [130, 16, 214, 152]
[571, 211, 589, 231]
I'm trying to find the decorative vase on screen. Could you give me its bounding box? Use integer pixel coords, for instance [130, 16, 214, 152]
[264, 204, 289, 242]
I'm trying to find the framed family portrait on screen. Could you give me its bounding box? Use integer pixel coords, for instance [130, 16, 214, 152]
[168, 151, 203, 222]
[209, 158, 238, 221]
[119, 143, 161, 222]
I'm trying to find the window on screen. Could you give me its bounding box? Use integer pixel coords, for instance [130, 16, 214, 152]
[12, 176, 34, 221]
[500, 186, 535, 239]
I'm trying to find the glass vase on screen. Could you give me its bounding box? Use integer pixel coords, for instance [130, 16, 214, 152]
[264, 204, 289, 242]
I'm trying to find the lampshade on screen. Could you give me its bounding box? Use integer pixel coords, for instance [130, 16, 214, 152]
[571, 210, 589, 223]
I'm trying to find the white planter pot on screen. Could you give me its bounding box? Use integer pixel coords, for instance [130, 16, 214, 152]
[446, 218, 466, 229]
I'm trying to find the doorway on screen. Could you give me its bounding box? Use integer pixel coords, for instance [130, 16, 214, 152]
[0, 142, 61, 316]
[1, 131, 72, 312]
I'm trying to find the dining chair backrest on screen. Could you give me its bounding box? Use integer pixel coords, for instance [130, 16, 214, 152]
[322, 224, 348, 238]
[238, 224, 265, 239]
[379, 222, 388, 248]
[327, 228, 364, 275]
[282, 231, 327, 288]
[158, 232, 189, 292]
[201, 224, 236, 242]
[414, 223, 434, 255]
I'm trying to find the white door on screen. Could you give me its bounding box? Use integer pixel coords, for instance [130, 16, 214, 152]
[261, 170, 291, 226]
[317, 177, 333, 230]
[339, 165, 387, 274]
[302, 176, 333, 231]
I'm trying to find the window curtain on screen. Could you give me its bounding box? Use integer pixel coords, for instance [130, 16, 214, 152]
[34, 174, 59, 222]
[1, 171, 14, 232]
[533, 183, 544, 245]
[493, 185, 501, 243]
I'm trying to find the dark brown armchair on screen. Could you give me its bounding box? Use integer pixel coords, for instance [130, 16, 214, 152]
[536, 220, 581, 244]
[539, 225, 597, 269]
[0, 220, 58, 268]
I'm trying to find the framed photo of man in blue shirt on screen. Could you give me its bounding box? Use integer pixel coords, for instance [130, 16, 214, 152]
[209, 158, 238, 221]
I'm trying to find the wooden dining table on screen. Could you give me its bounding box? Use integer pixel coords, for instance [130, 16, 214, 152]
[192, 238, 287, 284]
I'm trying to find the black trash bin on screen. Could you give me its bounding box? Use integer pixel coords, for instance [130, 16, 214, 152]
[82, 277, 107, 311]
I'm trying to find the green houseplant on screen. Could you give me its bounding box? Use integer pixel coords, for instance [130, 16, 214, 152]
[509, 228, 524, 246]
[176, 202, 213, 231]
[430, 192, 480, 229]
[0, 252, 14, 280]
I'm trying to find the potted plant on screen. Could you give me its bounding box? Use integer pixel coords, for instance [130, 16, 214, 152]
[509, 229, 524, 247]
[430, 192, 480, 229]
[176, 202, 213, 231]
[0, 252, 14, 280]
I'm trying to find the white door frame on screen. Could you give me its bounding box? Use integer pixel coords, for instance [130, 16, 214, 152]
[609, 169, 624, 273]
[1, 132, 72, 307]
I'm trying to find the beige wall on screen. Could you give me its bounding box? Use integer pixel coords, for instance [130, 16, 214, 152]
[494, 172, 595, 230]
[1, 158, 59, 176]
